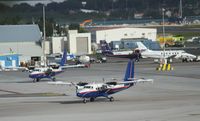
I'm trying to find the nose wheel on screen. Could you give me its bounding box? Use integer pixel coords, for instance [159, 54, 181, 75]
[109, 97, 114, 102]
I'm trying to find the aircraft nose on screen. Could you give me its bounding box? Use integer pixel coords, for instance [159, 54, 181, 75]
[76, 93, 82, 97]
[29, 74, 33, 78]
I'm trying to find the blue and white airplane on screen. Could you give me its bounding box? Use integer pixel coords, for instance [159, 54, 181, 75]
[48, 59, 153, 103]
[29, 49, 67, 82]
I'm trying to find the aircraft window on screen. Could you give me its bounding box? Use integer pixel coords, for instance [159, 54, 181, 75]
[84, 86, 92, 89]
[34, 69, 40, 72]
[102, 85, 107, 90]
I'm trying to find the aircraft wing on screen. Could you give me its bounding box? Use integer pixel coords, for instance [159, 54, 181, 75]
[48, 81, 72, 85]
[3, 66, 28, 71]
[118, 78, 154, 84]
[60, 64, 87, 69]
[165, 55, 176, 59]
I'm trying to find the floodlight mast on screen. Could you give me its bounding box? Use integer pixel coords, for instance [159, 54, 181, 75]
[43, 4, 47, 67]
[162, 8, 166, 60]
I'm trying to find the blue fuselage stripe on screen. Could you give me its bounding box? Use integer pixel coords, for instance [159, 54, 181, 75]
[77, 85, 132, 98]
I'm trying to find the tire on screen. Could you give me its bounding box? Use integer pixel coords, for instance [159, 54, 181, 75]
[36, 78, 40, 82]
[52, 77, 56, 81]
[90, 97, 95, 102]
[109, 97, 114, 102]
[83, 99, 87, 103]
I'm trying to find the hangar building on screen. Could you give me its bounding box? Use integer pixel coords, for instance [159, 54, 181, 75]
[0, 25, 43, 62]
[68, 30, 91, 55]
[95, 27, 157, 44]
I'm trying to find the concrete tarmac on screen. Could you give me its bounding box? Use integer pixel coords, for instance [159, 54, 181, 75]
[0, 59, 200, 121]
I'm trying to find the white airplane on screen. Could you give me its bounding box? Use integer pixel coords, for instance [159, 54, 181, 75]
[48, 59, 153, 103]
[136, 42, 197, 62]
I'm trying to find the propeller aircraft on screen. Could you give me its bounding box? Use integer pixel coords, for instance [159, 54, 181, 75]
[48, 59, 153, 103]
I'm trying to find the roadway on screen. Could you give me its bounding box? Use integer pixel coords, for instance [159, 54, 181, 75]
[0, 59, 200, 121]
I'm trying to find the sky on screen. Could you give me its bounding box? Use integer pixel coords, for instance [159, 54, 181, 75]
[0, 0, 66, 6]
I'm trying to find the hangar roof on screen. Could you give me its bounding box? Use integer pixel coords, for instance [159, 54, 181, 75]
[0, 24, 42, 42]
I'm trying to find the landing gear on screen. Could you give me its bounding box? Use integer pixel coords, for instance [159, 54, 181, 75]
[90, 97, 95, 102]
[33, 78, 40, 83]
[36, 78, 40, 82]
[105, 96, 114, 102]
[109, 97, 114, 102]
[52, 77, 56, 81]
[83, 98, 87, 103]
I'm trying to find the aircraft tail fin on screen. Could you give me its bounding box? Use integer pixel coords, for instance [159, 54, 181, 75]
[60, 49, 67, 66]
[124, 59, 135, 81]
[100, 40, 113, 55]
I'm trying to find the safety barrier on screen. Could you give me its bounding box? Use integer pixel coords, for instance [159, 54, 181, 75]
[156, 63, 174, 71]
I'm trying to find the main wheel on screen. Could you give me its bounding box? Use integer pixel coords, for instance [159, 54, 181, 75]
[83, 99, 87, 103]
[90, 97, 95, 102]
[109, 97, 114, 102]
[52, 77, 56, 81]
[36, 78, 40, 82]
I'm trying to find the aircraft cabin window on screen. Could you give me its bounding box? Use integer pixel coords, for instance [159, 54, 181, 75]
[84, 86, 92, 89]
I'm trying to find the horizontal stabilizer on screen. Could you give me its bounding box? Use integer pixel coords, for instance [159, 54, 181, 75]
[48, 81, 72, 85]
[119, 78, 154, 84]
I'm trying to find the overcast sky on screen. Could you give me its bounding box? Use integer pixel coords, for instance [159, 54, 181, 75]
[0, 0, 66, 6]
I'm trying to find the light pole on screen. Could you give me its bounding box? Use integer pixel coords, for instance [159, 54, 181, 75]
[179, 0, 183, 18]
[162, 8, 166, 63]
[42, 4, 46, 67]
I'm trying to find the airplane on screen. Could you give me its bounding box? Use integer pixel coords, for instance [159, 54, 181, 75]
[29, 49, 67, 82]
[136, 42, 197, 62]
[29, 49, 89, 82]
[100, 40, 140, 60]
[48, 59, 153, 103]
